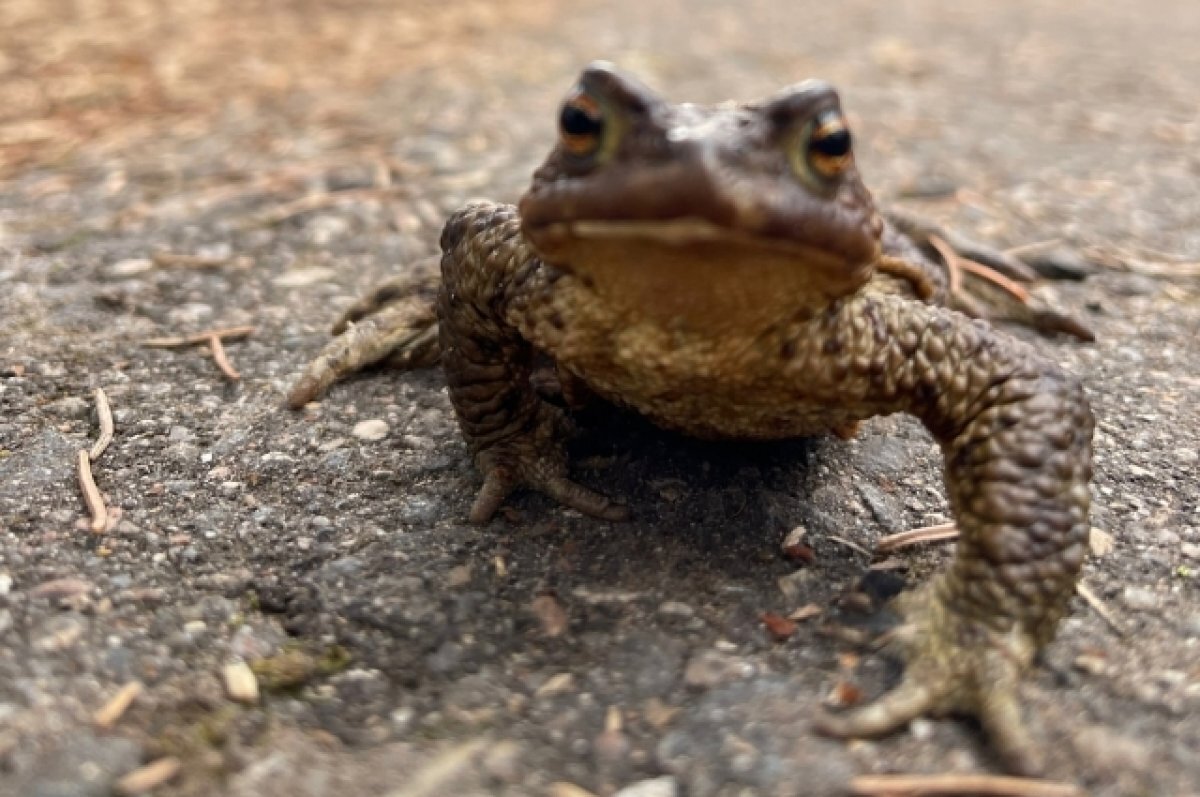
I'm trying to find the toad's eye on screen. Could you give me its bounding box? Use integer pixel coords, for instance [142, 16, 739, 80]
[558, 90, 606, 158]
[806, 110, 853, 179]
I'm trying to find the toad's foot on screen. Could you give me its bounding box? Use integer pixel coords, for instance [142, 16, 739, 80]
[884, 209, 1095, 341]
[468, 403, 628, 524]
[286, 268, 441, 408]
[814, 580, 1043, 775]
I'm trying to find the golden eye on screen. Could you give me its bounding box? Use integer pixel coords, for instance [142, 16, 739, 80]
[558, 90, 606, 157]
[806, 110, 853, 179]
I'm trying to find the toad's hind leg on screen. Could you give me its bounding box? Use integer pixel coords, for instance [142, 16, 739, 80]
[883, 209, 1095, 341]
[286, 261, 441, 408]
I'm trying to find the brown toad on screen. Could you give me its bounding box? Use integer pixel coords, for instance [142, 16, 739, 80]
[289, 63, 1094, 774]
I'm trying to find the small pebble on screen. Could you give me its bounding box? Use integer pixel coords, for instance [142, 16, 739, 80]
[657, 601, 694, 619]
[47, 395, 91, 419]
[445, 565, 472, 588]
[614, 775, 678, 797]
[1181, 613, 1200, 637]
[1074, 653, 1108, 676]
[0, 573, 11, 596]
[908, 718, 935, 741]
[352, 419, 389, 441]
[1121, 586, 1160, 612]
[535, 673, 575, 698]
[108, 258, 155, 278]
[483, 740, 523, 782]
[1088, 527, 1115, 557]
[391, 706, 417, 734]
[223, 660, 260, 704]
[683, 650, 757, 688]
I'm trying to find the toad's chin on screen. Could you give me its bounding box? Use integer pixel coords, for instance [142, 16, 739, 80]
[523, 218, 878, 331]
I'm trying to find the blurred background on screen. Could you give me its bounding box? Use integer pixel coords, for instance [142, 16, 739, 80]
[3, 0, 1198, 258]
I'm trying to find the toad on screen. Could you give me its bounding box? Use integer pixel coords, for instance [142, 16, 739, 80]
[289, 63, 1094, 774]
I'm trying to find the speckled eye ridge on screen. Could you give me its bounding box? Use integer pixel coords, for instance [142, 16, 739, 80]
[558, 90, 606, 157]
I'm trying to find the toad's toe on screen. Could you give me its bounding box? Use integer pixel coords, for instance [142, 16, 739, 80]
[814, 582, 1045, 776]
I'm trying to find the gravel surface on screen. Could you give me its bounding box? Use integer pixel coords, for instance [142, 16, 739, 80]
[2, 1, 1199, 795]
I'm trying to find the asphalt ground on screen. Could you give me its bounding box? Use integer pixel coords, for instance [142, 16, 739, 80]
[1, 1, 1198, 795]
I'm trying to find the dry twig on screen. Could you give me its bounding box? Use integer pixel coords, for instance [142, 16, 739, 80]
[115, 757, 181, 796]
[875, 522, 959, 552]
[1003, 239, 1063, 259]
[142, 326, 254, 381]
[94, 681, 144, 729]
[77, 450, 107, 534]
[246, 187, 388, 228]
[208, 335, 241, 380]
[89, 387, 114, 460]
[928, 234, 964, 297]
[1075, 578, 1127, 637]
[152, 251, 252, 269]
[826, 535, 872, 556]
[141, 325, 255, 348]
[850, 773, 1085, 797]
[384, 738, 490, 797]
[958, 258, 1032, 302]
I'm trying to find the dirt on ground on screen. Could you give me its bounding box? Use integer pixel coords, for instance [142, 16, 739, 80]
[1, 1, 1199, 795]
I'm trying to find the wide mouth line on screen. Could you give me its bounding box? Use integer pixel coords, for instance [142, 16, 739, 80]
[529, 218, 845, 258]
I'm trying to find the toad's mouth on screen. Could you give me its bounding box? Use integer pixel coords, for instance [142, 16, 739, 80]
[523, 218, 878, 328]
[540, 218, 846, 257]
[527, 217, 875, 283]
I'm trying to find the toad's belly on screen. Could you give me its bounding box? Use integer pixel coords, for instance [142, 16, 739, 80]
[573, 365, 865, 440]
[547, 323, 871, 440]
[519, 274, 879, 440]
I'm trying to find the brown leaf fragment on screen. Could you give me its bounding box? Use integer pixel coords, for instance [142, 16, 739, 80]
[828, 679, 864, 708]
[783, 542, 816, 564]
[760, 611, 798, 642]
[642, 697, 681, 730]
[531, 593, 568, 637]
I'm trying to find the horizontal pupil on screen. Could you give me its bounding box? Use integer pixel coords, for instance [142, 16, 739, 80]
[560, 104, 604, 138]
[811, 128, 851, 158]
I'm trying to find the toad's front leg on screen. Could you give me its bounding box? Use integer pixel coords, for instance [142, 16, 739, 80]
[438, 202, 627, 524]
[808, 295, 1093, 774]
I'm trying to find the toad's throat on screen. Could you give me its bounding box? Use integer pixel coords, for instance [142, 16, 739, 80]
[532, 219, 877, 329]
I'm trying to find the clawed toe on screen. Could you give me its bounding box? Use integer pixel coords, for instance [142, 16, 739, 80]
[814, 585, 1045, 775]
[814, 678, 940, 739]
[885, 208, 1095, 341]
[468, 463, 627, 524]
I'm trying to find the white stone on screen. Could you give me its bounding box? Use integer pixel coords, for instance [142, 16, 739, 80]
[614, 776, 678, 797]
[223, 661, 260, 704]
[352, 419, 389, 441]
